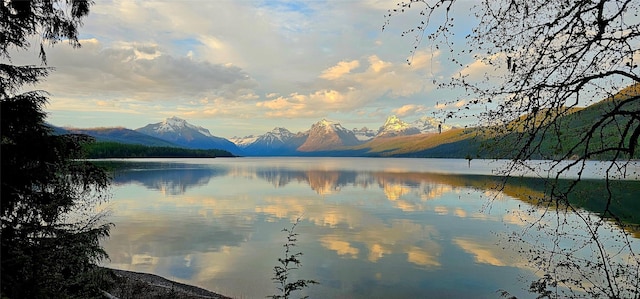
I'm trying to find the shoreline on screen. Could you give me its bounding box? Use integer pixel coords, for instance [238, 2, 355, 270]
[102, 268, 232, 299]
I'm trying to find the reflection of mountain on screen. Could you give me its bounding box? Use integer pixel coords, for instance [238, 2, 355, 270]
[103, 159, 640, 298]
[113, 166, 229, 195]
[256, 169, 368, 195]
[110, 161, 640, 234]
[254, 166, 640, 232]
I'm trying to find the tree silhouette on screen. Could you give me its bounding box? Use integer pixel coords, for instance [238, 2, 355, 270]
[386, 0, 639, 298]
[1, 1, 113, 297]
[269, 218, 318, 299]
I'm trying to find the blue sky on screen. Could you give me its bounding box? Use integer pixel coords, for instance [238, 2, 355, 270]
[12, 0, 487, 138]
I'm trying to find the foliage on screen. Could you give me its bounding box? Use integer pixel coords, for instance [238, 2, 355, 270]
[386, 0, 640, 298]
[82, 141, 235, 158]
[269, 218, 318, 299]
[1, 0, 113, 297]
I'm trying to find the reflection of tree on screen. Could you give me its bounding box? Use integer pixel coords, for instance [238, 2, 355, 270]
[388, 0, 640, 296]
[113, 165, 228, 195]
[255, 167, 640, 233]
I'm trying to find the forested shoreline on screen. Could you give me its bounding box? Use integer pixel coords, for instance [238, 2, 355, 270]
[83, 142, 235, 158]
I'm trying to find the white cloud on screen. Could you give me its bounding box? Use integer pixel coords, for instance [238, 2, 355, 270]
[393, 104, 429, 117]
[255, 50, 444, 119]
[10, 0, 478, 135]
[39, 39, 257, 103]
[320, 60, 360, 80]
[458, 53, 507, 82]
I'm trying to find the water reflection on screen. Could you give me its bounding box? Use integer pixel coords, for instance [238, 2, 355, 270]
[100, 158, 640, 298]
[112, 162, 228, 195]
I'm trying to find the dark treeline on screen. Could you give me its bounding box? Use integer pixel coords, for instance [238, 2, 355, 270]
[83, 142, 235, 158]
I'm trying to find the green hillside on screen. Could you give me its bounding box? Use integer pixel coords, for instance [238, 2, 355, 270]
[538, 84, 640, 160]
[488, 83, 640, 160]
[349, 127, 484, 157]
[341, 83, 639, 159]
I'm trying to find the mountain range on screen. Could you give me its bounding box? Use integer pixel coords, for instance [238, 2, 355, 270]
[52, 83, 640, 158]
[56, 114, 457, 156]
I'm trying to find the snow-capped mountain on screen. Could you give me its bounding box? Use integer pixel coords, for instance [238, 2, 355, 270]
[256, 127, 296, 145]
[136, 116, 242, 154]
[376, 115, 421, 137]
[227, 116, 461, 155]
[229, 135, 260, 148]
[352, 127, 376, 141]
[298, 119, 362, 152]
[243, 127, 307, 155]
[412, 116, 453, 133]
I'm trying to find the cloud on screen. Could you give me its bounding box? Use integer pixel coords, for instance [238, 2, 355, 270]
[38, 39, 257, 104]
[434, 99, 467, 110]
[320, 60, 360, 80]
[393, 104, 429, 117]
[256, 51, 442, 118]
[7, 0, 478, 134]
[458, 53, 507, 81]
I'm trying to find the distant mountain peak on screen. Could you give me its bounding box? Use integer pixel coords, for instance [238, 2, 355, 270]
[162, 116, 187, 126]
[155, 116, 213, 138]
[270, 127, 291, 134]
[135, 117, 241, 154]
[315, 118, 336, 128]
[353, 126, 376, 141]
[299, 118, 360, 151]
[412, 116, 454, 133]
[384, 115, 400, 124]
[377, 115, 420, 137]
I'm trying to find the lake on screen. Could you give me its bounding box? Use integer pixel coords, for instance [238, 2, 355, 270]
[98, 157, 640, 298]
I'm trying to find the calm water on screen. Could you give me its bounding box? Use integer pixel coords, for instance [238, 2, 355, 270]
[99, 157, 640, 298]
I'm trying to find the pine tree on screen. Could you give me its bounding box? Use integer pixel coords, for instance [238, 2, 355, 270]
[1, 1, 113, 297]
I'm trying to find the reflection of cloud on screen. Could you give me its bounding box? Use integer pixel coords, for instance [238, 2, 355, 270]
[321, 236, 360, 258]
[368, 244, 391, 262]
[453, 238, 505, 266]
[379, 180, 457, 212]
[406, 246, 440, 267]
[434, 206, 448, 215]
[255, 195, 443, 268]
[454, 208, 467, 218]
[502, 210, 543, 226]
[255, 195, 322, 222]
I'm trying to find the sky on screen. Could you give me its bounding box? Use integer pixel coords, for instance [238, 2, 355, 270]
[12, 0, 485, 138]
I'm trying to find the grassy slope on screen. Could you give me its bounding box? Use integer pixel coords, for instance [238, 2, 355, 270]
[535, 84, 640, 160]
[339, 83, 639, 159]
[348, 127, 484, 157]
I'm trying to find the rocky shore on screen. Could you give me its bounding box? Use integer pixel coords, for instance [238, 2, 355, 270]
[102, 268, 232, 299]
